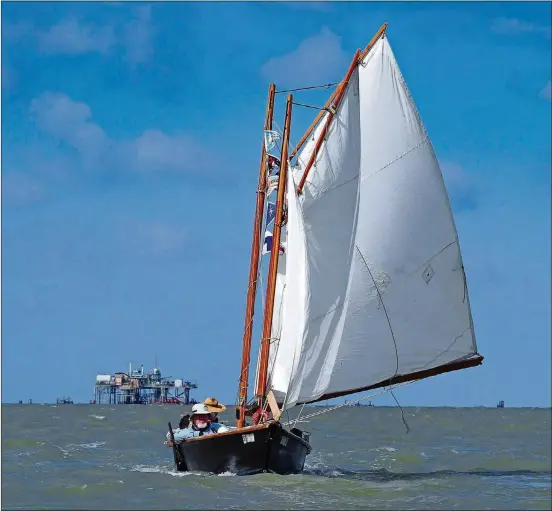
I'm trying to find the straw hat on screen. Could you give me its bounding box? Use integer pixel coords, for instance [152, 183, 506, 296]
[203, 397, 227, 413]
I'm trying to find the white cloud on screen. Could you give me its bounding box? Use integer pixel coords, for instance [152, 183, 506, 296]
[540, 81, 551, 101]
[30, 92, 109, 165]
[491, 17, 551, 38]
[117, 130, 207, 173]
[260, 27, 347, 87]
[37, 18, 116, 55]
[6, 6, 155, 62]
[29, 92, 209, 174]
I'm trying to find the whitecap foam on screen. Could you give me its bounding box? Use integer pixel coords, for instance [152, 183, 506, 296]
[130, 464, 196, 477]
[131, 464, 165, 473]
[69, 441, 106, 449]
[375, 446, 397, 452]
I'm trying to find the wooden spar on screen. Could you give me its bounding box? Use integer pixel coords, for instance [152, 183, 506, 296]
[359, 22, 388, 61]
[295, 22, 388, 195]
[289, 87, 338, 161]
[236, 83, 276, 428]
[296, 49, 360, 195]
[255, 94, 294, 401]
[299, 354, 484, 405]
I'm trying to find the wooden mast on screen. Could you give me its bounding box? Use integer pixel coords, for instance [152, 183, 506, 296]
[236, 83, 276, 428]
[255, 94, 293, 401]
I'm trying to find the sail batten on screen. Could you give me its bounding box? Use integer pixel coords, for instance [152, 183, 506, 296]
[264, 33, 481, 412]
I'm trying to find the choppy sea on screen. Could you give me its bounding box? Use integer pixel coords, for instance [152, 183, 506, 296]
[1, 404, 550, 509]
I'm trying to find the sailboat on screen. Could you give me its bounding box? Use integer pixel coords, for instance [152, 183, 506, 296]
[169, 22, 484, 476]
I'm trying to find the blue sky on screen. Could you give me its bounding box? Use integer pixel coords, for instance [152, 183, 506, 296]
[1, 1, 550, 407]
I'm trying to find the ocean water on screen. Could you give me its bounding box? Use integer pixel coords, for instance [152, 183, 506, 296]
[1, 404, 550, 510]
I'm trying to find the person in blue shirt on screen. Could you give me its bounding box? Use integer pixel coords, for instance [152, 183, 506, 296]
[164, 413, 190, 443]
[168, 403, 232, 444]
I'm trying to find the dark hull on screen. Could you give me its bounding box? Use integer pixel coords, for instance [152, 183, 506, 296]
[172, 422, 311, 475]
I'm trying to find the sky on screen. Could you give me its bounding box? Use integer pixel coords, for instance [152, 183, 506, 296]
[1, 1, 550, 408]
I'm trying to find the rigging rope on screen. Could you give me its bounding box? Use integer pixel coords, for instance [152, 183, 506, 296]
[275, 82, 339, 94]
[292, 101, 331, 112]
[282, 381, 416, 426]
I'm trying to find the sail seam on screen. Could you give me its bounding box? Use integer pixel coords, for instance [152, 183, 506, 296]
[302, 136, 429, 200]
[304, 240, 458, 327]
[407, 240, 458, 281]
[413, 326, 473, 373]
[360, 136, 429, 183]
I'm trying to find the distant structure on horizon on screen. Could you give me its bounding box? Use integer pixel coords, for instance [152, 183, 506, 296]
[497, 400, 505, 408]
[92, 362, 198, 405]
[56, 397, 74, 404]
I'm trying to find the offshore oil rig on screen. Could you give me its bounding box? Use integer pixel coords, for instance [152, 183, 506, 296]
[92, 363, 198, 405]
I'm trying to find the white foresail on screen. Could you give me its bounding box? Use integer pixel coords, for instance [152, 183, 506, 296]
[267, 34, 479, 410]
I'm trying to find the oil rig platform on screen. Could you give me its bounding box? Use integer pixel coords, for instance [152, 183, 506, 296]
[92, 363, 198, 405]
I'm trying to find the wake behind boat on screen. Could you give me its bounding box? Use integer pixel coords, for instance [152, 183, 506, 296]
[167, 22, 484, 476]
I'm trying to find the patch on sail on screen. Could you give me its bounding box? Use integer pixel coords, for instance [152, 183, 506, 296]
[422, 264, 435, 284]
[242, 433, 255, 444]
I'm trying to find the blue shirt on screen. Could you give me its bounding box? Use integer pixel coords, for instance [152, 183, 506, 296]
[173, 422, 225, 442]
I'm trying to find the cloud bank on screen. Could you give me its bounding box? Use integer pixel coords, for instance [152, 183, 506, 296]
[29, 92, 211, 174]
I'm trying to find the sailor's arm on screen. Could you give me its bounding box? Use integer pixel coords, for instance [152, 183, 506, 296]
[173, 428, 200, 442]
[165, 428, 180, 440]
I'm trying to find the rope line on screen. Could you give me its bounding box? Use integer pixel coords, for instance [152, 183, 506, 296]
[275, 82, 339, 94]
[281, 381, 416, 425]
[292, 101, 331, 112]
[354, 246, 410, 434]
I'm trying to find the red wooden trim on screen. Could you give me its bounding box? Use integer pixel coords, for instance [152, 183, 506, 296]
[296, 49, 360, 195]
[359, 22, 388, 61]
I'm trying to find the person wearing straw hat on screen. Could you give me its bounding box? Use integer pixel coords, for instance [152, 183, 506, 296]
[203, 397, 226, 423]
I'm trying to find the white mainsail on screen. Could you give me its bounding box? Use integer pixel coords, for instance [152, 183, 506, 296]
[263, 34, 480, 411]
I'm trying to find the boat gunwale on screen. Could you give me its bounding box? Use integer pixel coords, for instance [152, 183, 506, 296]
[180, 421, 312, 450]
[181, 423, 271, 443]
